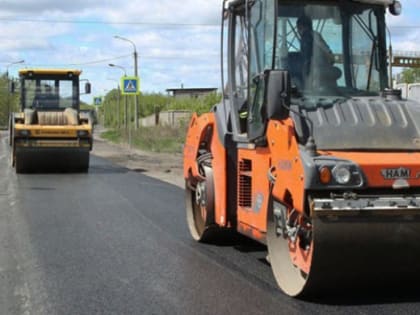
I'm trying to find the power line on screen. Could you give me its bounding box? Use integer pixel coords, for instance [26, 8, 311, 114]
[0, 16, 219, 27]
[2, 15, 420, 29]
[388, 25, 420, 29]
[67, 54, 132, 66]
[22, 53, 219, 68]
[22, 53, 131, 67]
[391, 26, 420, 29]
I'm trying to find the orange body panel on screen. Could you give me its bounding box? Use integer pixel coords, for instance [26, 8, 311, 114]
[183, 113, 202, 179]
[267, 119, 306, 214]
[289, 241, 312, 275]
[237, 146, 271, 235]
[236, 118, 305, 237]
[211, 121, 228, 227]
[183, 112, 228, 227]
[322, 151, 420, 188]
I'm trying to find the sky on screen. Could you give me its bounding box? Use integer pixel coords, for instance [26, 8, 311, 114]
[0, 0, 419, 104]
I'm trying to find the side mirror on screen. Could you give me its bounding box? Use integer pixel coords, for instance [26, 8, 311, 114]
[265, 70, 290, 120]
[85, 82, 91, 94]
[389, 1, 402, 16]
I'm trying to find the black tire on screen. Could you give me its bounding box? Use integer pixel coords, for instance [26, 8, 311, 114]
[14, 152, 26, 174]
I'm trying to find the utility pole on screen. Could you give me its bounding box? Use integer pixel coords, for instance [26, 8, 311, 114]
[134, 48, 139, 129]
[114, 36, 139, 129]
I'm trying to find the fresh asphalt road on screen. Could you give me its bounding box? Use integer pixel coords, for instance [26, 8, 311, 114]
[1, 136, 420, 315]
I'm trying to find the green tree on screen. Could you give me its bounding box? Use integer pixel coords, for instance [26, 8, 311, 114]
[98, 91, 221, 129]
[0, 73, 20, 127]
[98, 90, 222, 153]
[399, 68, 420, 84]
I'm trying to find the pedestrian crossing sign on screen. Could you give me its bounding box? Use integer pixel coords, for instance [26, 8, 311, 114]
[121, 76, 140, 95]
[93, 96, 102, 106]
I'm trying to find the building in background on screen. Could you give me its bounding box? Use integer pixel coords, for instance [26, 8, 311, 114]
[395, 82, 420, 100]
[166, 87, 217, 99]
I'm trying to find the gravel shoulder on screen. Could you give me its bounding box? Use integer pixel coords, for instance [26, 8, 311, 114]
[91, 126, 184, 188]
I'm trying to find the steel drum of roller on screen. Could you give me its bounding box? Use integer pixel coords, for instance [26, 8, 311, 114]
[267, 194, 420, 297]
[14, 148, 90, 173]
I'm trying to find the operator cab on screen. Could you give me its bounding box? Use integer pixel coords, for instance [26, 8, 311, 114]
[223, 0, 395, 143]
[18, 69, 90, 111]
[32, 84, 59, 109]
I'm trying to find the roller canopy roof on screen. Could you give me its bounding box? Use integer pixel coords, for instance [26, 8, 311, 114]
[19, 69, 82, 76]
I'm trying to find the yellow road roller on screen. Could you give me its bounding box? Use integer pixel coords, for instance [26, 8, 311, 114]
[10, 69, 93, 173]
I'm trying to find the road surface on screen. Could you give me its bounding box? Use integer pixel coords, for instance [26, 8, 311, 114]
[1, 134, 420, 314]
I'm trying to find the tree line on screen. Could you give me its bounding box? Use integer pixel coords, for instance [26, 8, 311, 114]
[0, 71, 220, 129]
[97, 89, 220, 129]
[397, 68, 420, 84]
[0, 74, 19, 127]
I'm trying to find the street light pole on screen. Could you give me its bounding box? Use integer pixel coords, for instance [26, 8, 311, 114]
[6, 59, 25, 77]
[103, 89, 109, 127]
[114, 35, 139, 129]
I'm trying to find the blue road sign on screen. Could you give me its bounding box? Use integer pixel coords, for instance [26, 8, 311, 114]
[121, 76, 140, 95]
[94, 96, 102, 106]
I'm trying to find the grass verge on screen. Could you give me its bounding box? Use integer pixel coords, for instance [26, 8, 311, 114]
[101, 125, 187, 154]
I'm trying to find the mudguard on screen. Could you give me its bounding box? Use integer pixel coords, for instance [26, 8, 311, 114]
[183, 112, 228, 227]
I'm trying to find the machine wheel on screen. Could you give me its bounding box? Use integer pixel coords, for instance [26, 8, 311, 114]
[74, 153, 90, 173]
[185, 163, 216, 242]
[266, 200, 313, 297]
[14, 152, 26, 174]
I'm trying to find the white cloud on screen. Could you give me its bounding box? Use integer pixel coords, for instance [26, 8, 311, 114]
[0, 0, 105, 14]
[0, 0, 221, 24]
[100, 0, 220, 25]
[393, 40, 420, 52]
[0, 0, 222, 99]
[1, 0, 419, 100]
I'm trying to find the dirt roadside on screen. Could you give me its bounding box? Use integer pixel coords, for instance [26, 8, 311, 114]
[91, 126, 184, 188]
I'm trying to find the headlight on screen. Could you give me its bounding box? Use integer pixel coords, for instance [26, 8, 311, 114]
[332, 165, 351, 184]
[18, 130, 30, 136]
[77, 130, 88, 137]
[315, 160, 364, 188]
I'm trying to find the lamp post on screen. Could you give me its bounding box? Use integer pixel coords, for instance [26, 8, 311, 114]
[6, 59, 24, 115]
[6, 59, 25, 76]
[108, 63, 126, 76]
[109, 63, 128, 129]
[103, 89, 109, 127]
[114, 35, 139, 129]
[107, 78, 120, 129]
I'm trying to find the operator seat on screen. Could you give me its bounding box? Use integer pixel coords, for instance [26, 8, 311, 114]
[316, 65, 342, 88]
